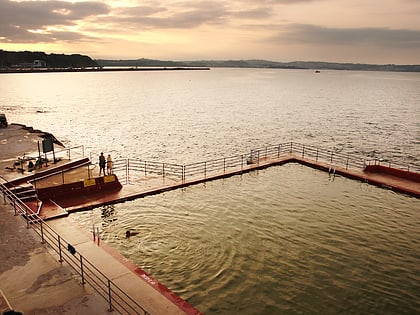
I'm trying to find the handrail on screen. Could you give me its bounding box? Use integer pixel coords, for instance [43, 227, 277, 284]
[53, 144, 85, 160]
[0, 182, 150, 315]
[20, 144, 85, 164]
[110, 142, 419, 184]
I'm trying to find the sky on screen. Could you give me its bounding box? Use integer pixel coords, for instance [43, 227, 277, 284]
[1, 0, 420, 64]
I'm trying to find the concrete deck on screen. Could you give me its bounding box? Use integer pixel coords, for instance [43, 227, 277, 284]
[0, 202, 110, 315]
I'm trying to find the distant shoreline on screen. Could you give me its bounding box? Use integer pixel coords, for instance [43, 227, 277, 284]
[0, 67, 211, 74]
[2, 65, 420, 74]
[2, 51, 419, 73]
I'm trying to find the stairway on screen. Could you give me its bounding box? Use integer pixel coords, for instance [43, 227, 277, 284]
[9, 184, 38, 201]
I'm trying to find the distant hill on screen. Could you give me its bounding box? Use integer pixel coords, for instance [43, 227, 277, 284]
[1, 51, 419, 72]
[0, 50, 98, 68]
[96, 58, 420, 72]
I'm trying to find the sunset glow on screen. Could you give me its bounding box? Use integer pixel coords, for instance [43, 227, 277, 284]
[1, 0, 419, 63]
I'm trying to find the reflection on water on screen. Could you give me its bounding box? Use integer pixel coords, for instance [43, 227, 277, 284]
[100, 204, 117, 226]
[72, 164, 420, 314]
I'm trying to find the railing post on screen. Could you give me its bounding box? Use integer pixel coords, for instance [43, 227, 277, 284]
[316, 149, 319, 162]
[163, 163, 165, 178]
[40, 221, 45, 243]
[277, 144, 280, 158]
[290, 142, 293, 153]
[80, 255, 85, 285]
[107, 279, 113, 312]
[182, 165, 185, 182]
[61, 170, 65, 184]
[58, 236, 63, 262]
[302, 145, 305, 158]
[144, 161, 147, 176]
[223, 158, 226, 173]
[25, 203, 29, 228]
[346, 156, 349, 170]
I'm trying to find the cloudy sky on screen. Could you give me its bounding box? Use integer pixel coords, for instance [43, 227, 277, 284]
[1, 0, 420, 64]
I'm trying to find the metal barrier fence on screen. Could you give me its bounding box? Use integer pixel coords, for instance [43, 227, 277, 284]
[286, 142, 418, 172]
[0, 180, 150, 315]
[23, 145, 85, 167]
[110, 142, 418, 184]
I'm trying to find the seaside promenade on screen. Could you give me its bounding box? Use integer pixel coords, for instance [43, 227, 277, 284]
[1, 123, 419, 314]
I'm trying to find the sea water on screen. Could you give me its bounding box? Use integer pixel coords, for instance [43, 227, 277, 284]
[1, 68, 419, 314]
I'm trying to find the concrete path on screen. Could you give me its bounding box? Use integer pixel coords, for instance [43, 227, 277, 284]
[0, 202, 109, 315]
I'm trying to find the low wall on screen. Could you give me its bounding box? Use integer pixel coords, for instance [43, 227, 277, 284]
[8, 157, 90, 187]
[37, 174, 122, 201]
[364, 165, 420, 183]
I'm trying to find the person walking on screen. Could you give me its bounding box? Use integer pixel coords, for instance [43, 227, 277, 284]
[99, 152, 106, 176]
[107, 154, 113, 175]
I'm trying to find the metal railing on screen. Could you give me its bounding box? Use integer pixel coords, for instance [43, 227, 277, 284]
[0, 179, 150, 315]
[285, 142, 418, 172]
[113, 158, 184, 184]
[21, 145, 85, 166]
[110, 142, 418, 184]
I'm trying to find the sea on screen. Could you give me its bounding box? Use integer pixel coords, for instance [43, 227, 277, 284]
[1, 68, 419, 314]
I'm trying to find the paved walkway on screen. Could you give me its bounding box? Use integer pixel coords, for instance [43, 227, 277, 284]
[0, 202, 109, 315]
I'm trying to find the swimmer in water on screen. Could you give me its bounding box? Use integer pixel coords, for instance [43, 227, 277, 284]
[125, 230, 139, 238]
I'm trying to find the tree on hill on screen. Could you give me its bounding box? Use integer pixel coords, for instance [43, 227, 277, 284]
[0, 50, 98, 68]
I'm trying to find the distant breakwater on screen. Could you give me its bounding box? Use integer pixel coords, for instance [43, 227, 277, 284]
[0, 67, 210, 74]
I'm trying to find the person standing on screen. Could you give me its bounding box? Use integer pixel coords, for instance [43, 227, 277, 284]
[99, 152, 106, 176]
[107, 154, 113, 175]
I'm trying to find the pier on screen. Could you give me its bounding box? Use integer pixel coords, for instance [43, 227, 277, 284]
[1, 124, 418, 314]
[4, 142, 418, 221]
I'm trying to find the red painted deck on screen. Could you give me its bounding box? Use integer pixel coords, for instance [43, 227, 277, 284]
[15, 153, 418, 222]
